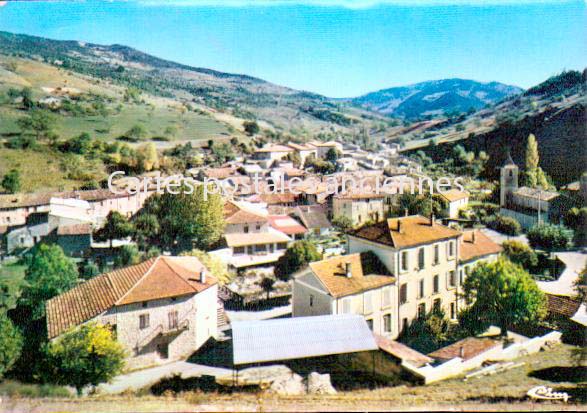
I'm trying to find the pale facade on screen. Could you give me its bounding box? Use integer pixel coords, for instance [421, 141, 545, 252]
[332, 196, 388, 227]
[293, 216, 502, 340]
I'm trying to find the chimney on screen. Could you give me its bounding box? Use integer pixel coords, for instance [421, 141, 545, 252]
[404, 208, 409, 217]
[459, 346, 465, 358]
[471, 231, 476, 244]
[200, 268, 207, 284]
[397, 220, 403, 234]
[431, 214, 436, 226]
[345, 262, 352, 278]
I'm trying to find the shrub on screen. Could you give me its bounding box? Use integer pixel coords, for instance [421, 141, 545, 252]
[502, 240, 539, 270]
[487, 215, 521, 236]
[527, 223, 573, 251]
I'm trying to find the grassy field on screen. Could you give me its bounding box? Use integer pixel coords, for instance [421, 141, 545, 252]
[0, 147, 103, 193]
[0, 344, 584, 412]
[0, 56, 235, 143]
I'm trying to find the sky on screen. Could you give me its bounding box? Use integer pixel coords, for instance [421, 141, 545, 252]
[0, 0, 585, 97]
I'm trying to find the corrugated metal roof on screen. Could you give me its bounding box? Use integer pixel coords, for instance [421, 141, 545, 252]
[232, 314, 378, 366]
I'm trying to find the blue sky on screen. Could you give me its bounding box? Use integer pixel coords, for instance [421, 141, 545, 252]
[0, 0, 584, 97]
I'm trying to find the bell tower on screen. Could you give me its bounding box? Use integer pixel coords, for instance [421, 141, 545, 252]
[500, 153, 519, 207]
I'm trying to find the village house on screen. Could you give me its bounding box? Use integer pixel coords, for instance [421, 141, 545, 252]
[46, 256, 219, 370]
[217, 201, 293, 269]
[293, 215, 502, 339]
[308, 140, 344, 158]
[253, 144, 295, 168]
[438, 189, 470, 219]
[286, 142, 318, 165]
[0, 189, 152, 228]
[332, 192, 388, 227]
[5, 198, 94, 254]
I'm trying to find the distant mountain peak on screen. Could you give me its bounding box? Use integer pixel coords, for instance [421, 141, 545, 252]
[352, 78, 523, 119]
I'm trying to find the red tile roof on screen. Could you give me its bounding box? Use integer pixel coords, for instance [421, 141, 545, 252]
[428, 337, 501, 362]
[57, 223, 92, 236]
[267, 215, 307, 235]
[223, 201, 267, 224]
[459, 230, 502, 262]
[46, 256, 216, 339]
[375, 335, 433, 367]
[351, 215, 460, 249]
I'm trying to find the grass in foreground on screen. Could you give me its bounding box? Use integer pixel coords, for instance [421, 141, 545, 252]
[0, 344, 584, 412]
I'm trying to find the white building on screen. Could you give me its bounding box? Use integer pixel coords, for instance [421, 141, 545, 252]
[293, 216, 502, 339]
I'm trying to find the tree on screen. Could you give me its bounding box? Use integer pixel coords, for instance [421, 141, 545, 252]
[243, 120, 259, 136]
[0, 313, 23, 379]
[527, 223, 573, 251]
[67, 132, 93, 155]
[81, 261, 100, 280]
[45, 323, 126, 395]
[1, 169, 21, 194]
[260, 277, 275, 300]
[487, 215, 521, 236]
[286, 151, 302, 168]
[136, 142, 159, 172]
[462, 258, 547, 335]
[395, 194, 446, 218]
[524, 134, 551, 189]
[140, 185, 225, 252]
[94, 211, 134, 248]
[332, 215, 353, 233]
[124, 124, 147, 141]
[399, 309, 455, 354]
[564, 207, 587, 246]
[20, 244, 79, 320]
[20, 87, 34, 110]
[114, 244, 141, 268]
[502, 240, 538, 270]
[17, 109, 56, 140]
[274, 240, 321, 281]
[133, 213, 160, 250]
[180, 249, 234, 285]
[325, 148, 340, 163]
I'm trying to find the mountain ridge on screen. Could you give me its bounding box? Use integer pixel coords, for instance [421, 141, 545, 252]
[351, 78, 523, 119]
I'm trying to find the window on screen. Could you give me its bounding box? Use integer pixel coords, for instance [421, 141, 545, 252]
[418, 279, 425, 299]
[366, 319, 373, 330]
[433, 298, 441, 313]
[399, 284, 408, 304]
[342, 298, 351, 314]
[382, 287, 391, 308]
[459, 269, 464, 286]
[139, 314, 150, 330]
[233, 246, 245, 254]
[418, 303, 426, 318]
[383, 314, 392, 333]
[433, 275, 439, 293]
[400, 251, 408, 272]
[277, 242, 288, 250]
[168, 311, 178, 329]
[364, 291, 373, 313]
[142, 302, 148, 308]
[448, 241, 454, 257]
[418, 248, 425, 269]
[402, 318, 408, 333]
[309, 295, 314, 307]
[255, 224, 261, 231]
[450, 302, 456, 320]
[448, 271, 456, 287]
[244, 225, 249, 233]
[433, 244, 440, 265]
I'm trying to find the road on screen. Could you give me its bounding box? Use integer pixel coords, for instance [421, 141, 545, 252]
[537, 251, 586, 297]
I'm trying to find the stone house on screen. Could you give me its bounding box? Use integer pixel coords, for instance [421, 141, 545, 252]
[46, 256, 219, 371]
[332, 192, 389, 227]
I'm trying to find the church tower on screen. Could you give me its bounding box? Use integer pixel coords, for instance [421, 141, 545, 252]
[500, 153, 519, 207]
